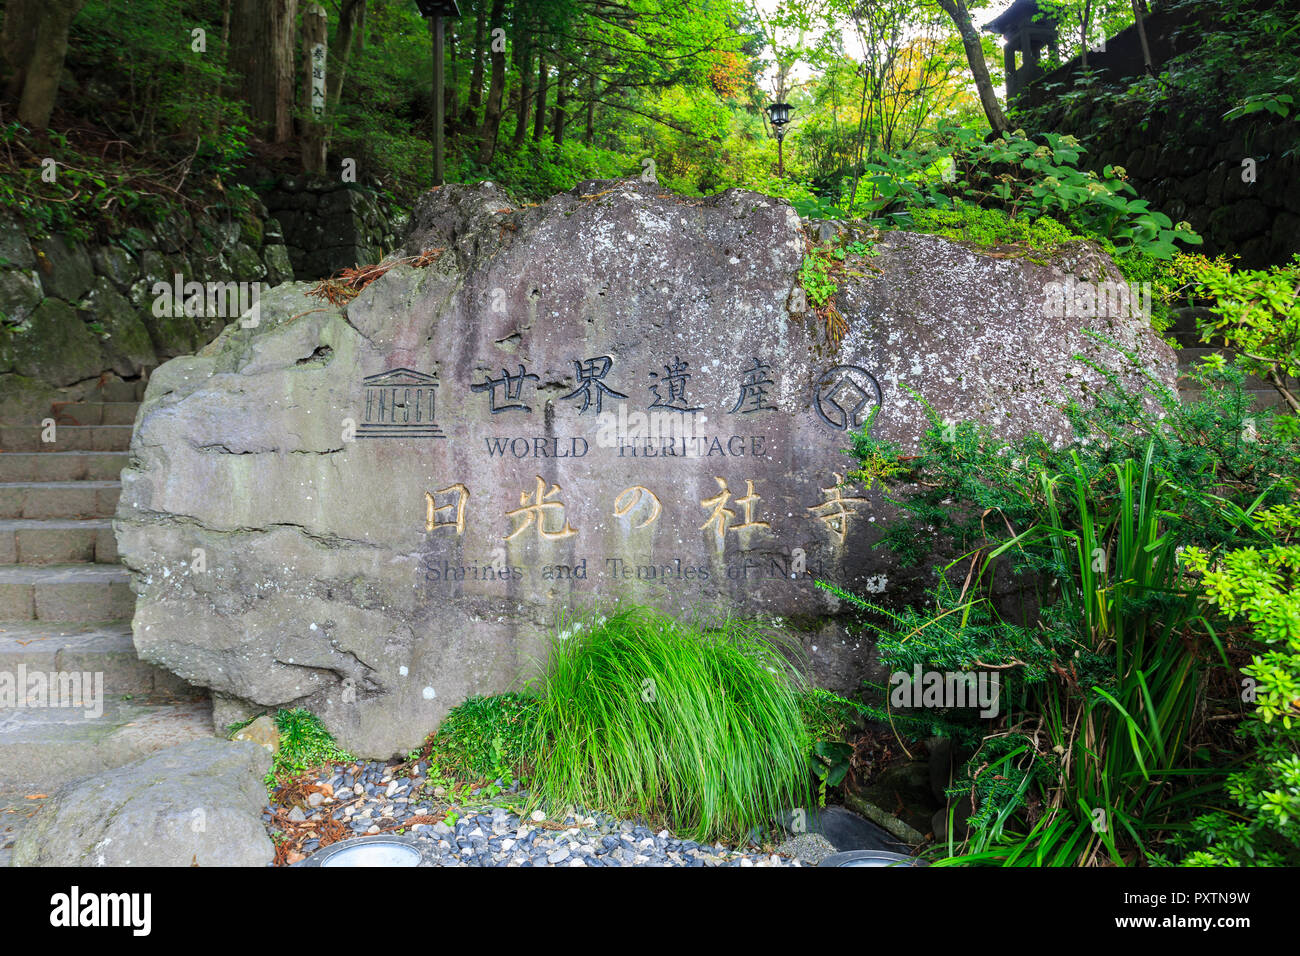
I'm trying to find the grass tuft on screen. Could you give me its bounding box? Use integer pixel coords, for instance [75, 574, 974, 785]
[528, 606, 812, 842]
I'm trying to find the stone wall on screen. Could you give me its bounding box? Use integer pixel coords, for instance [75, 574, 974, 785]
[0, 179, 402, 421]
[0, 202, 291, 421]
[257, 175, 402, 280]
[1021, 95, 1300, 267]
[1010, 3, 1300, 267]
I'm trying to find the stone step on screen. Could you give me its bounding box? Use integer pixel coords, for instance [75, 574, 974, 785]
[94, 378, 148, 403]
[1176, 349, 1280, 388]
[49, 402, 140, 427]
[1170, 330, 1207, 348]
[0, 481, 121, 519]
[0, 621, 191, 697]
[0, 565, 134, 622]
[1170, 308, 1212, 337]
[0, 424, 133, 453]
[0, 695, 215, 794]
[0, 451, 127, 482]
[1179, 386, 1293, 411]
[0, 519, 117, 564]
[0, 789, 43, 867]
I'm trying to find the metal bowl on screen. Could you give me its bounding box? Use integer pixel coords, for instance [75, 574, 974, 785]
[819, 849, 929, 867]
[303, 834, 429, 867]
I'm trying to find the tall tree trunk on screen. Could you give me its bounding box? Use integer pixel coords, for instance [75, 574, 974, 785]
[217, 0, 232, 101]
[847, 60, 871, 211]
[532, 54, 548, 141]
[551, 64, 569, 145]
[465, 0, 487, 124]
[583, 74, 596, 145]
[327, 0, 364, 110]
[1079, 0, 1093, 69]
[230, 0, 298, 143]
[4, 0, 87, 131]
[1132, 0, 1154, 73]
[1, 0, 41, 98]
[935, 0, 1007, 133]
[475, 0, 506, 165]
[512, 36, 533, 147]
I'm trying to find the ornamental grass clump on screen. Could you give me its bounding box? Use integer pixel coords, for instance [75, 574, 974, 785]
[529, 606, 812, 843]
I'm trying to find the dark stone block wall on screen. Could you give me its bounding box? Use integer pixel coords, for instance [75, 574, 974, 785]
[1028, 94, 1300, 266]
[0, 178, 402, 417]
[1011, 3, 1299, 267]
[257, 175, 402, 280]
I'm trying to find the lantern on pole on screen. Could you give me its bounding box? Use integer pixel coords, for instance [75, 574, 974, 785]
[766, 101, 794, 178]
[415, 0, 462, 186]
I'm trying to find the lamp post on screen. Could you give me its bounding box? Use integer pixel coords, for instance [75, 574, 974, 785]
[415, 0, 462, 186]
[766, 101, 793, 178]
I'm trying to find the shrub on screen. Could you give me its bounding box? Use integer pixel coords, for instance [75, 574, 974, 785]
[266, 708, 353, 787]
[528, 606, 811, 841]
[1173, 506, 1300, 866]
[415, 693, 537, 783]
[1172, 253, 1300, 413]
[831, 351, 1299, 865]
[905, 204, 1086, 254]
[854, 125, 1202, 261]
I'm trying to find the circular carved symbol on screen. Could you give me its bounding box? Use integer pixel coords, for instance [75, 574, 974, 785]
[814, 365, 882, 431]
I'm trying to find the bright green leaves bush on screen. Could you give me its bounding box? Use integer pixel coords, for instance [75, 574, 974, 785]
[1175, 508, 1300, 866]
[1187, 512, 1300, 727]
[1174, 253, 1300, 413]
[905, 204, 1085, 254]
[415, 693, 538, 784]
[856, 125, 1201, 260]
[527, 606, 811, 842]
[798, 245, 840, 309]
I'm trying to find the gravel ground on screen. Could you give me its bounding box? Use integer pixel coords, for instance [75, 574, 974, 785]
[267, 759, 804, 867]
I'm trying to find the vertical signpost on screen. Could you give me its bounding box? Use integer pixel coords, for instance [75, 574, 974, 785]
[303, 3, 328, 174]
[415, 0, 462, 187]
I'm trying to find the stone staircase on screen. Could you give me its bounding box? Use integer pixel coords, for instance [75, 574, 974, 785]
[1170, 308, 1297, 410]
[0, 379, 214, 865]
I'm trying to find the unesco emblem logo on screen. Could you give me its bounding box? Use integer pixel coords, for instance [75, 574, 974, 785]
[814, 364, 882, 431]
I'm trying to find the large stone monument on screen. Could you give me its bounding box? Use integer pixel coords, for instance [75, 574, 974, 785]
[115, 179, 1175, 755]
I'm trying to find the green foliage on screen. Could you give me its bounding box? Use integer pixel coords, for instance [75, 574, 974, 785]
[799, 688, 860, 798]
[1224, 84, 1297, 122]
[266, 709, 353, 788]
[0, 0, 257, 241]
[481, 140, 632, 204]
[417, 693, 538, 783]
[856, 125, 1202, 260]
[799, 687, 860, 744]
[853, 355, 1299, 571]
[1174, 508, 1300, 866]
[906, 204, 1085, 254]
[1099, 244, 1187, 335]
[833, 447, 1226, 865]
[797, 234, 877, 308]
[0, 124, 164, 243]
[528, 606, 812, 842]
[798, 245, 840, 308]
[1017, 1, 1300, 162]
[833, 350, 1300, 865]
[1173, 253, 1300, 413]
